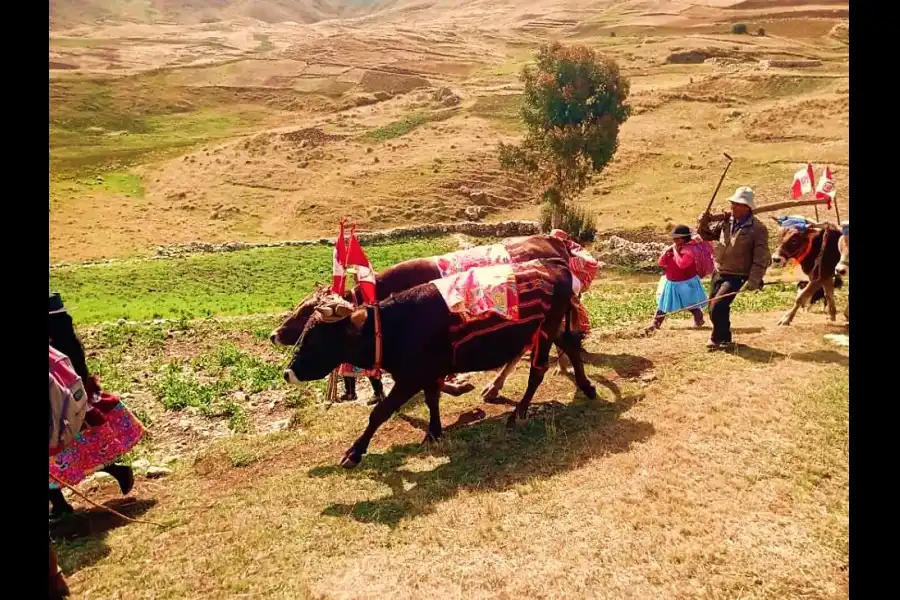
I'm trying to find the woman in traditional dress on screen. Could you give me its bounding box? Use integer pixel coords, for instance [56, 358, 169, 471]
[48, 293, 145, 518]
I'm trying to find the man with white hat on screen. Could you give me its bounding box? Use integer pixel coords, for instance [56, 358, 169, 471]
[697, 186, 771, 350]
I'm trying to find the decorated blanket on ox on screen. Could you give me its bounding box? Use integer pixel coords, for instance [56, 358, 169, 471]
[432, 244, 512, 278]
[437, 261, 560, 371]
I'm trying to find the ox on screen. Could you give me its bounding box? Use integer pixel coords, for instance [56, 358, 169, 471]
[771, 218, 844, 326]
[283, 257, 597, 468]
[271, 233, 596, 400]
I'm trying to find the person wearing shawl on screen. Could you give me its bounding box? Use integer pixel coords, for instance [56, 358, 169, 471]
[48, 293, 145, 518]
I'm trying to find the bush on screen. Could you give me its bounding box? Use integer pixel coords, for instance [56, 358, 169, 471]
[757, 27, 766, 37]
[731, 23, 748, 34]
[610, 31, 616, 37]
[540, 203, 597, 243]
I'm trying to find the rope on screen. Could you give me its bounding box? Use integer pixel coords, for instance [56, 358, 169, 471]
[49, 473, 169, 528]
[657, 280, 784, 318]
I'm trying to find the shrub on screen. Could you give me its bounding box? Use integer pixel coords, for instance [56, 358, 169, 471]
[540, 203, 597, 243]
[757, 27, 766, 37]
[731, 23, 748, 34]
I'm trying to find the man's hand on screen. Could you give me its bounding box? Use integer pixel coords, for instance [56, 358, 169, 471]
[745, 279, 762, 292]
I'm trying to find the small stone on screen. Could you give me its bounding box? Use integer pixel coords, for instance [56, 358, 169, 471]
[146, 466, 172, 479]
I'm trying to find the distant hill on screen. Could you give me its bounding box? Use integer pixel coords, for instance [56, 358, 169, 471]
[50, 0, 394, 29]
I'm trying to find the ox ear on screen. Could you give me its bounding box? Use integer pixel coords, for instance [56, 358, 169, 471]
[350, 307, 368, 330]
[334, 302, 353, 318]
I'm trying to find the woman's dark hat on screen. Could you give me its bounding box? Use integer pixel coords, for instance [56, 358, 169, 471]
[49, 292, 67, 314]
[671, 225, 692, 239]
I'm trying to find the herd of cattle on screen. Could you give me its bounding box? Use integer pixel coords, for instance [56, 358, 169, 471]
[270, 219, 849, 469]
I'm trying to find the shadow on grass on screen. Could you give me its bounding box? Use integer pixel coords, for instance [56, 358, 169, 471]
[309, 393, 652, 528]
[52, 497, 158, 575]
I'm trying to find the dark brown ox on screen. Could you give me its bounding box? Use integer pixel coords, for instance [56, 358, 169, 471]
[770, 221, 844, 326]
[283, 257, 597, 469]
[271, 234, 585, 398]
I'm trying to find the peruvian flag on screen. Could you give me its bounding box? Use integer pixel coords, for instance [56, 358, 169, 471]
[791, 163, 815, 199]
[346, 226, 377, 303]
[331, 219, 348, 295]
[815, 166, 836, 210]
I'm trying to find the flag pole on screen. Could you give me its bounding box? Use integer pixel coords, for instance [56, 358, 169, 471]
[833, 196, 842, 226]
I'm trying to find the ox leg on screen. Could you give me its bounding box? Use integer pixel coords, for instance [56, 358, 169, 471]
[507, 337, 553, 428]
[554, 346, 571, 376]
[422, 381, 443, 444]
[556, 334, 597, 400]
[341, 380, 421, 469]
[481, 347, 527, 400]
[778, 280, 822, 326]
[822, 279, 838, 322]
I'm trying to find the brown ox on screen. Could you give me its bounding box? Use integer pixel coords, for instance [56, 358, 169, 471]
[770, 221, 844, 326]
[271, 234, 592, 399]
[283, 257, 596, 468]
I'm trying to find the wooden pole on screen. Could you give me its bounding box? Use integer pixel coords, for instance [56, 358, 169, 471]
[708, 198, 830, 221]
[814, 204, 820, 221]
[832, 197, 843, 226]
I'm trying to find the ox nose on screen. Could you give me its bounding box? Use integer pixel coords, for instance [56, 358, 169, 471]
[771, 254, 783, 265]
[836, 266, 847, 276]
[284, 369, 301, 385]
[270, 333, 278, 345]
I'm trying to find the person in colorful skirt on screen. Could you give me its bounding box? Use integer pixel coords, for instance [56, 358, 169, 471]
[48, 293, 145, 518]
[645, 225, 709, 332]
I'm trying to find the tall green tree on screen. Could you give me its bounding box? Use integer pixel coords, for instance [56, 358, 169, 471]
[499, 42, 631, 231]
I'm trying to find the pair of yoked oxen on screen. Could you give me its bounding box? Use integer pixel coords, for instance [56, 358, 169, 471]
[272, 220, 848, 469]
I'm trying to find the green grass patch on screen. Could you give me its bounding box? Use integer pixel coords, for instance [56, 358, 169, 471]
[75, 171, 145, 197]
[51, 108, 267, 178]
[149, 343, 284, 431]
[51, 237, 457, 323]
[361, 110, 456, 142]
[469, 94, 523, 133]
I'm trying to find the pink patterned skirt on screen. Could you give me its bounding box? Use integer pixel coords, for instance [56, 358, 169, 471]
[49, 393, 145, 488]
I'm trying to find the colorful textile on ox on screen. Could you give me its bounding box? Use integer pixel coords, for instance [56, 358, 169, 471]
[434, 263, 520, 322]
[49, 392, 144, 487]
[546, 230, 601, 291]
[442, 260, 558, 370]
[433, 244, 511, 278]
[338, 363, 381, 379]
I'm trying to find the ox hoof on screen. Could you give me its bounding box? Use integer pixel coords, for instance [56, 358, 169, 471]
[777, 317, 792, 327]
[340, 449, 363, 469]
[421, 431, 442, 445]
[582, 385, 598, 401]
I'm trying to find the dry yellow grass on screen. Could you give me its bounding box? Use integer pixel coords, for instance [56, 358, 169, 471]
[57, 311, 848, 599]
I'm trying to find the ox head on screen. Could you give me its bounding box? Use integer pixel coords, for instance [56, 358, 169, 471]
[835, 231, 849, 277]
[771, 218, 817, 267]
[271, 286, 351, 347]
[283, 290, 368, 384]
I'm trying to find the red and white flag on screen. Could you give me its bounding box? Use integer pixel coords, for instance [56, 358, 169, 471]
[815, 166, 836, 210]
[346, 226, 377, 303]
[331, 219, 348, 295]
[791, 163, 815, 199]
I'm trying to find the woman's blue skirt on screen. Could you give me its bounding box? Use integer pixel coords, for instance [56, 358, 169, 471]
[656, 275, 708, 313]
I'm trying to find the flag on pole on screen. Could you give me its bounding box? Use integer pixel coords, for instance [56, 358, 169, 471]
[332, 219, 348, 295]
[815, 166, 836, 210]
[791, 163, 815, 199]
[346, 226, 377, 303]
